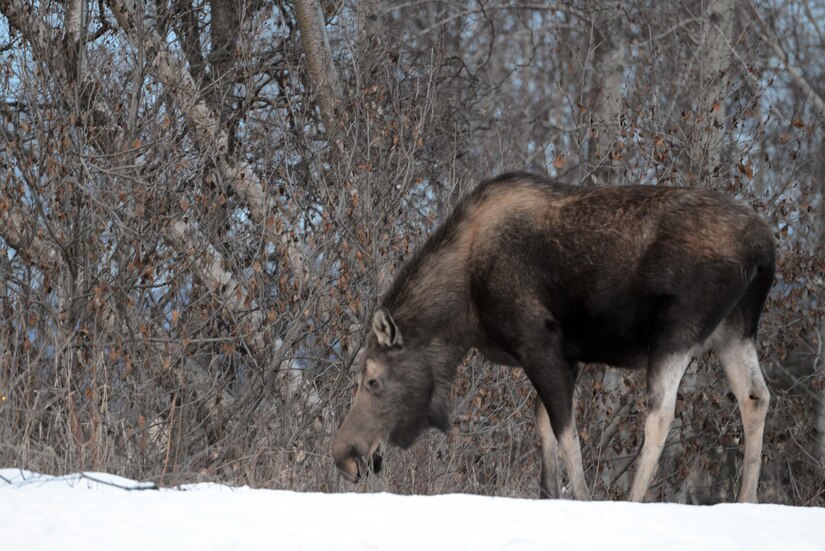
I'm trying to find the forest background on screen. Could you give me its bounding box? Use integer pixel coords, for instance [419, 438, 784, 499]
[0, 0, 823, 505]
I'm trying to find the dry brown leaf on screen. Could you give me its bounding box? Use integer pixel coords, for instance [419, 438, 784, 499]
[553, 155, 567, 169]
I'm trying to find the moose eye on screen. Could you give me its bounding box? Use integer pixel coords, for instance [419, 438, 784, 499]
[366, 378, 382, 393]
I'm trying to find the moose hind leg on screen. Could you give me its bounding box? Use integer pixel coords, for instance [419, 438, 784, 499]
[716, 336, 769, 503]
[629, 352, 692, 502]
[535, 400, 559, 499]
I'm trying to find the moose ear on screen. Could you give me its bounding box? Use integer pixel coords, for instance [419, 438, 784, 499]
[372, 307, 403, 348]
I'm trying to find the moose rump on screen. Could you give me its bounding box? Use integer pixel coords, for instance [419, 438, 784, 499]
[333, 172, 775, 502]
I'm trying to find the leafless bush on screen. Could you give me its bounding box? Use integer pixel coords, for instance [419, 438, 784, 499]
[0, 0, 822, 505]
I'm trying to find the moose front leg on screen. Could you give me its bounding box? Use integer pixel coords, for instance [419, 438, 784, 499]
[554, 406, 589, 501]
[475, 274, 590, 500]
[526, 354, 590, 501]
[535, 400, 559, 498]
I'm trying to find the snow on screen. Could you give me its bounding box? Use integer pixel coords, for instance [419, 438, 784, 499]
[2, 468, 824, 550]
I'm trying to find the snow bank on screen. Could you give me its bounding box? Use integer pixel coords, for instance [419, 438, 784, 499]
[1, 468, 823, 550]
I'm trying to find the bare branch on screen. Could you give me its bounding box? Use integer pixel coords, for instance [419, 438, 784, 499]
[1, 0, 121, 142]
[105, 0, 273, 223]
[0, 201, 61, 272]
[749, 1, 825, 122]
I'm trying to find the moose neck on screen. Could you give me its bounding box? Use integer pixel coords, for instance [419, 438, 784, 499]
[381, 240, 475, 357]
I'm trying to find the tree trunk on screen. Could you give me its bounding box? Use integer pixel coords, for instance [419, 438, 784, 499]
[173, 0, 206, 84]
[680, 0, 735, 503]
[294, 0, 341, 133]
[588, 4, 626, 186]
[208, 0, 240, 130]
[688, 0, 734, 183]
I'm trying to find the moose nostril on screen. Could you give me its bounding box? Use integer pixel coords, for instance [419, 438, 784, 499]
[372, 452, 383, 474]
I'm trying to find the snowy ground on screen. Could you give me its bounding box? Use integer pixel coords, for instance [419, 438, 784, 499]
[2, 468, 824, 550]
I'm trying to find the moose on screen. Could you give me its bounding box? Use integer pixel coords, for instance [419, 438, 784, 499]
[333, 172, 775, 502]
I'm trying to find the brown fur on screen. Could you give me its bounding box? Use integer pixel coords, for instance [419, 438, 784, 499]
[333, 172, 775, 501]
